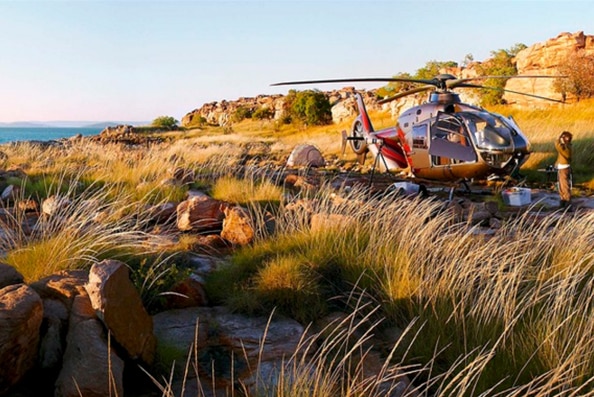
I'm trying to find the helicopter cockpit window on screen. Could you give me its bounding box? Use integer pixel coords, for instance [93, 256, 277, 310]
[429, 113, 476, 164]
[464, 112, 513, 150]
[412, 124, 428, 149]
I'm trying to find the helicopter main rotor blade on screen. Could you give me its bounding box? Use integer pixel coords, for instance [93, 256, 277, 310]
[447, 75, 566, 89]
[457, 83, 564, 103]
[377, 85, 435, 104]
[271, 77, 437, 87]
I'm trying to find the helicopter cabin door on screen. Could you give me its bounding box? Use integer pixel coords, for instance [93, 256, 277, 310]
[428, 113, 476, 166]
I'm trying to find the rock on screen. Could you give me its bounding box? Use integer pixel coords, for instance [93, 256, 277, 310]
[221, 205, 255, 246]
[0, 284, 43, 394]
[85, 259, 156, 364]
[55, 310, 124, 397]
[165, 273, 208, 309]
[41, 194, 71, 217]
[30, 270, 88, 308]
[0, 262, 24, 289]
[286, 144, 326, 168]
[152, 306, 304, 394]
[16, 198, 39, 212]
[176, 192, 227, 232]
[38, 299, 69, 371]
[504, 31, 594, 106]
[171, 166, 195, 185]
[145, 201, 177, 224]
[1, 184, 18, 201]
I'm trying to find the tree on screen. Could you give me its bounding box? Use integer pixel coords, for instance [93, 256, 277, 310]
[151, 116, 178, 130]
[475, 45, 524, 106]
[554, 49, 594, 102]
[285, 90, 332, 126]
[377, 61, 458, 99]
[415, 60, 458, 80]
[376, 72, 416, 99]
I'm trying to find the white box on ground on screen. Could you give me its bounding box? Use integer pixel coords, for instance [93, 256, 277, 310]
[391, 182, 420, 195]
[502, 187, 531, 206]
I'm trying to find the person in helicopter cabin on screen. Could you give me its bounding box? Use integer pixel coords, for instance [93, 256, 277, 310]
[555, 130, 573, 208]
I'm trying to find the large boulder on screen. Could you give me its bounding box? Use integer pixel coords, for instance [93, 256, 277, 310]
[0, 284, 43, 394]
[55, 294, 124, 397]
[176, 192, 227, 232]
[85, 259, 156, 364]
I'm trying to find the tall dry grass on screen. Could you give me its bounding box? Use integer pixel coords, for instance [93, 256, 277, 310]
[209, 182, 594, 395]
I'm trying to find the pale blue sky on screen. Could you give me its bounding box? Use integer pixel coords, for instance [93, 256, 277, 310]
[0, 0, 592, 123]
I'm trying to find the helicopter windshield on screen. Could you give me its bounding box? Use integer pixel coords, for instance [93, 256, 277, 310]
[463, 112, 513, 150]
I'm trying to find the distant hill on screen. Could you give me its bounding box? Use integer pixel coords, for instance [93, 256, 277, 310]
[0, 121, 51, 128]
[0, 121, 150, 128]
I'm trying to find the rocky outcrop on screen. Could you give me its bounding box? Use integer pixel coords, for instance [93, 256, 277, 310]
[90, 124, 164, 145]
[504, 31, 594, 106]
[0, 284, 43, 394]
[181, 88, 381, 128]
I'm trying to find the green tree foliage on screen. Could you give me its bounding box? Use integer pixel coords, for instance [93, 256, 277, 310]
[232, 106, 253, 123]
[475, 44, 526, 106]
[415, 60, 458, 80]
[553, 49, 594, 102]
[151, 116, 179, 130]
[377, 61, 458, 99]
[284, 90, 332, 126]
[376, 72, 416, 99]
[252, 106, 274, 120]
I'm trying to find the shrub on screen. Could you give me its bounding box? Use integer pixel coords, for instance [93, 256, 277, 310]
[284, 90, 332, 126]
[151, 116, 179, 130]
[554, 49, 594, 101]
[252, 106, 274, 121]
[232, 106, 253, 123]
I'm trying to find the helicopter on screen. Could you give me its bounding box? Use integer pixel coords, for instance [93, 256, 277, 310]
[272, 74, 563, 182]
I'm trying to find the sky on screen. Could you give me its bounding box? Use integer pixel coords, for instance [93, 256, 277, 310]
[0, 0, 592, 124]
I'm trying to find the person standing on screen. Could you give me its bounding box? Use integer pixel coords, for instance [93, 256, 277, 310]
[555, 131, 573, 208]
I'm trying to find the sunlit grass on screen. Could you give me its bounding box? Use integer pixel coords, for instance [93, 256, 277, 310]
[210, 175, 283, 206]
[204, 182, 594, 395]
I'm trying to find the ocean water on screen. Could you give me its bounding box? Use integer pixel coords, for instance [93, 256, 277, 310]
[0, 127, 103, 144]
